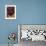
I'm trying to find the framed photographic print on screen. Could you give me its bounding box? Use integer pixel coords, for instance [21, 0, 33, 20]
[5, 5, 16, 19]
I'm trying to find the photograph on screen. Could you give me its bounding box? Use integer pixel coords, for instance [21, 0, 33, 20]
[5, 5, 16, 19]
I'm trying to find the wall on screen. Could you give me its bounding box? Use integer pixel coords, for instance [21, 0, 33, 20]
[0, 0, 46, 44]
